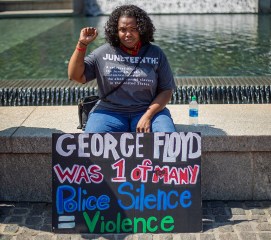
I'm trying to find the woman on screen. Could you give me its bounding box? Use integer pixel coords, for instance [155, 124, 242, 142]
[68, 4, 176, 133]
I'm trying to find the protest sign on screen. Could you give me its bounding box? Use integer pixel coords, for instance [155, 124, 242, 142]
[52, 132, 202, 233]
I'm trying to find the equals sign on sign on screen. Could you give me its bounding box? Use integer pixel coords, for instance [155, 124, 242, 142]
[58, 215, 75, 229]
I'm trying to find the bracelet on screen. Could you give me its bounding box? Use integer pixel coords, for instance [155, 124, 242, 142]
[78, 40, 88, 47]
[76, 47, 87, 52]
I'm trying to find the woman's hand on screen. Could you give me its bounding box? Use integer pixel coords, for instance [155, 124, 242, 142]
[136, 114, 152, 133]
[136, 89, 173, 133]
[68, 27, 98, 83]
[79, 27, 98, 45]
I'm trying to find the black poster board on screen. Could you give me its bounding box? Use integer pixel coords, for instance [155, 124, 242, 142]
[52, 132, 202, 234]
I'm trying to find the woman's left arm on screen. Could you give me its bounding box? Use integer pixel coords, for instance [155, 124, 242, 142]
[136, 89, 173, 132]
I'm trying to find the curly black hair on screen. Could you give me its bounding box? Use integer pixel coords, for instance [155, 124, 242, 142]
[104, 5, 155, 47]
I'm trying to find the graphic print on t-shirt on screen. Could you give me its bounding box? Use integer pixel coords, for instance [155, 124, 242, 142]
[104, 62, 154, 88]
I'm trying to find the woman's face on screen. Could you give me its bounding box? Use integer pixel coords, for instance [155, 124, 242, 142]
[118, 16, 140, 49]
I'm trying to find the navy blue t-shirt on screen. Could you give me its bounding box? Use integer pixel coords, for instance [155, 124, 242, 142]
[84, 43, 175, 112]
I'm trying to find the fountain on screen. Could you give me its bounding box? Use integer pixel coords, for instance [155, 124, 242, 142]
[0, 77, 270, 106]
[84, 0, 259, 15]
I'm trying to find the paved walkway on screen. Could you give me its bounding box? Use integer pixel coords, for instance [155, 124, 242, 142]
[1, 201, 271, 240]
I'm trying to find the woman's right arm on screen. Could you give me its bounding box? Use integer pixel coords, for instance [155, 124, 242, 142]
[68, 27, 98, 83]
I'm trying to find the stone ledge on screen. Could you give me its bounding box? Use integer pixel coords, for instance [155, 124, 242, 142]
[0, 9, 74, 18]
[0, 104, 271, 201]
[1, 105, 271, 153]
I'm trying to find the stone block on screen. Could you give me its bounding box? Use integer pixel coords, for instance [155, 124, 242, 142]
[1, 104, 271, 201]
[0, 107, 35, 153]
[0, 153, 51, 202]
[0, 136, 12, 154]
[202, 152, 253, 200]
[253, 152, 271, 200]
[11, 106, 80, 153]
[202, 136, 271, 152]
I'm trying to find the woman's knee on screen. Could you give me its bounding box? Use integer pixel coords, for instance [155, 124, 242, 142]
[151, 108, 176, 132]
[84, 111, 129, 133]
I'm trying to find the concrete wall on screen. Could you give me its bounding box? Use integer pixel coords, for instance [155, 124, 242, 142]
[84, 0, 259, 16]
[1, 105, 271, 202]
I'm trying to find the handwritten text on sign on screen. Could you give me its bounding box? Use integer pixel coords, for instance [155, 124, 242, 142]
[52, 132, 202, 233]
